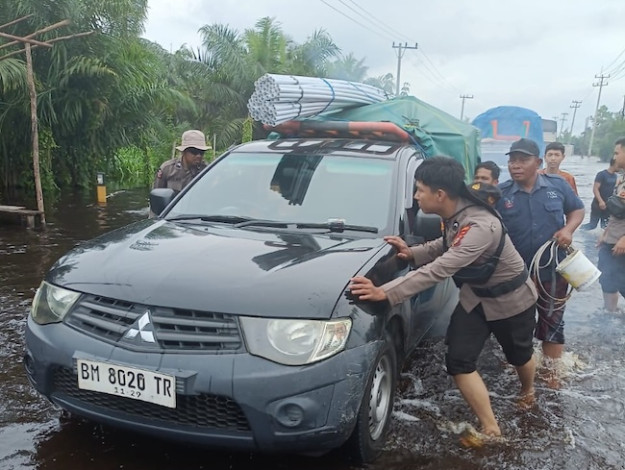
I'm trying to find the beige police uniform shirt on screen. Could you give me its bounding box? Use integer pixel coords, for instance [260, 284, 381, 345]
[153, 158, 207, 192]
[382, 199, 537, 321]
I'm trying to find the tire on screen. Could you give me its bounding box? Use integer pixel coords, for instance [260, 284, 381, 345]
[345, 333, 398, 464]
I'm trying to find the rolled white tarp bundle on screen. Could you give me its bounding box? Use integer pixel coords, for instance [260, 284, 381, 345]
[248, 74, 391, 126]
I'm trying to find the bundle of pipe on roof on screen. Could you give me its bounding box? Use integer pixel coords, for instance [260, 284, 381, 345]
[247, 74, 391, 126]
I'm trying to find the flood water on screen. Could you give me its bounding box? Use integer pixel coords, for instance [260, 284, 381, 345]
[1, 156, 624, 469]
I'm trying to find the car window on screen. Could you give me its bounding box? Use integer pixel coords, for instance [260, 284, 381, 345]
[168, 152, 397, 233]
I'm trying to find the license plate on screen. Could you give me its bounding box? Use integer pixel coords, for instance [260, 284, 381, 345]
[77, 359, 176, 408]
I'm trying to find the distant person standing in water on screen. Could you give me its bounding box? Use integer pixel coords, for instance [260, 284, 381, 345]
[539, 141, 578, 195]
[583, 158, 618, 230]
[597, 138, 625, 313]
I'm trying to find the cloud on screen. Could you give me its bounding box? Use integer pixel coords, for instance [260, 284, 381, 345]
[143, 0, 625, 133]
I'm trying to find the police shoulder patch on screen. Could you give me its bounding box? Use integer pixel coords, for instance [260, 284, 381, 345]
[452, 225, 472, 247]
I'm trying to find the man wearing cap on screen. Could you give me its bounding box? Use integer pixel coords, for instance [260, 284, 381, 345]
[153, 130, 210, 192]
[350, 156, 538, 441]
[496, 138, 584, 369]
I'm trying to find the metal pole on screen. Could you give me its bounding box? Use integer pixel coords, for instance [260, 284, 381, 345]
[392, 42, 417, 96]
[459, 94, 473, 120]
[569, 100, 582, 137]
[588, 73, 609, 158]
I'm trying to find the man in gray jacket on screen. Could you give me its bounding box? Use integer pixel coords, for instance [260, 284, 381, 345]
[350, 156, 537, 440]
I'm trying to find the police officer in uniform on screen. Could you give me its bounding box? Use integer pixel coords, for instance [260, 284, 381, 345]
[350, 156, 538, 441]
[153, 129, 210, 192]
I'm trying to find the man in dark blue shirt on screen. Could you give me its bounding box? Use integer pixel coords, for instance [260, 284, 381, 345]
[583, 158, 618, 230]
[496, 138, 584, 371]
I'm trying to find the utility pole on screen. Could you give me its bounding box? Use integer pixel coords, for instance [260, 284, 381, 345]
[459, 94, 473, 120]
[392, 42, 417, 96]
[588, 73, 609, 158]
[559, 112, 568, 138]
[569, 99, 582, 137]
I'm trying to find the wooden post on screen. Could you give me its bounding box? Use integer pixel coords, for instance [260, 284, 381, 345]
[24, 43, 46, 228]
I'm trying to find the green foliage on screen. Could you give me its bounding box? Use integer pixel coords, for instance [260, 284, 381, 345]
[110, 145, 146, 186]
[572, 106, 625, 160]
[0, 5, 400, 200]
[242, 116, 253, 143]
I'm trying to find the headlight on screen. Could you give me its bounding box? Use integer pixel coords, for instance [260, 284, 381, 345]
[240, 317, 351, 366]
[31, 281, 81, 325]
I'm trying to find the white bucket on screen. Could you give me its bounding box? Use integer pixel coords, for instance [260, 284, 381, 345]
[555, 248, 601, 291]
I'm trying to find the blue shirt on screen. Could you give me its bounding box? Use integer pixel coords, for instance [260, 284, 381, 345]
[595, 169, 617, 202]
[496, 173, 585, 268]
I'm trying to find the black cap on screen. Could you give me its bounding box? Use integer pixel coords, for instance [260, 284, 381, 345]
[506, 138, 540, 157]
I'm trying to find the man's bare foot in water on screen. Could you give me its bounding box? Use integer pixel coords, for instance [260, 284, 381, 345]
[517, 389, 536, 410]
[538, 368, 561, 390]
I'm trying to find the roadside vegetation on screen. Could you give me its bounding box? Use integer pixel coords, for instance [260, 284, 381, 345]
[1, 0, 622, 204]
[0, 0, 400, 203]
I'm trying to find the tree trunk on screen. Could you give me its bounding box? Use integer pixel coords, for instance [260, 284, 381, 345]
[25, 43, 46, 228]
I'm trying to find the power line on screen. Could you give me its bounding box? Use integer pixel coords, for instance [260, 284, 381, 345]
[341, 0, 399, 41]
[604, 46, 625, 74]
[340, 0, 459, 94]
[318, 0, 389, 41]
[345, 0, 414, 43]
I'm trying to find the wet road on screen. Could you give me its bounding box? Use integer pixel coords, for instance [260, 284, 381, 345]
[2, 157, 625, 469]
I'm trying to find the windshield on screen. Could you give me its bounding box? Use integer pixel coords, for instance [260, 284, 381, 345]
[167, 151, 396, 234]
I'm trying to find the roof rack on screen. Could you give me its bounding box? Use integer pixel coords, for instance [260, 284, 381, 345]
[265, 120, 412, 143]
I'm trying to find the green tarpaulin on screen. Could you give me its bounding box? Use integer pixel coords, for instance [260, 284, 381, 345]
[309, 96, 482, 181]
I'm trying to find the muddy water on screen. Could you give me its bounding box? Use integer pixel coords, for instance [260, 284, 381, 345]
[1, 157, 624, 469]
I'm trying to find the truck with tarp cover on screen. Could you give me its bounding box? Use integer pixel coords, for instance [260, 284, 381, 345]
[266, 95, 482, 183]
[471, 105, 546, 182]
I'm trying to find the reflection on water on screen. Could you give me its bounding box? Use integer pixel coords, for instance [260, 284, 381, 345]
[2, 161, 625, 469]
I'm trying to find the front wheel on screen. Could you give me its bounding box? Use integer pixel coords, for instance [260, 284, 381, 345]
[345, 334, 398, 464]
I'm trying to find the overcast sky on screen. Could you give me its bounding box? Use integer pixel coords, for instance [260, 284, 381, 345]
[143, 0, 625, 134]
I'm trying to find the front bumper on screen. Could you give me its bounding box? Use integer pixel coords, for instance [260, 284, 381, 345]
[24, 316, 379, 454]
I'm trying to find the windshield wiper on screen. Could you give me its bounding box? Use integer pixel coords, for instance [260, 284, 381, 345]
[235, 220, 289, 229]
[296, 221, 378, 234]
[166, 214, 253, 224]
[236, 218, 378, 233]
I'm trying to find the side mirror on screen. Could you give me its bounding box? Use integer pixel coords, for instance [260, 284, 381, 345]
[413, 209, 442, 242]
[149, 188, 177, 217]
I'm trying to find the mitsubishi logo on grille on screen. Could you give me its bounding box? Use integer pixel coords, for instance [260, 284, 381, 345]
[123, 310, 156, 343]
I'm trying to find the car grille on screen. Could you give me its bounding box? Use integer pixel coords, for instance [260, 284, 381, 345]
[53, 367, 250, 431]
[66, 294, 243, 352]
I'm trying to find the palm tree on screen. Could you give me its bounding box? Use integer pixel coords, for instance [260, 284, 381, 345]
[196, 17, 340, 148]
[364, 73, 396, 95]
[327, 52, 368, 82]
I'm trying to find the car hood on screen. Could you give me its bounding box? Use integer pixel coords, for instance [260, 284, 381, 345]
[47, 219, 385, 318]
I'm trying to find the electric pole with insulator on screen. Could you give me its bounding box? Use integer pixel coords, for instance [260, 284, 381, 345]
[588, 73, 609, 157]
[459, 94, 474, 120]
[392, 42, 418, 96]
[569, 100, 582, 138]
